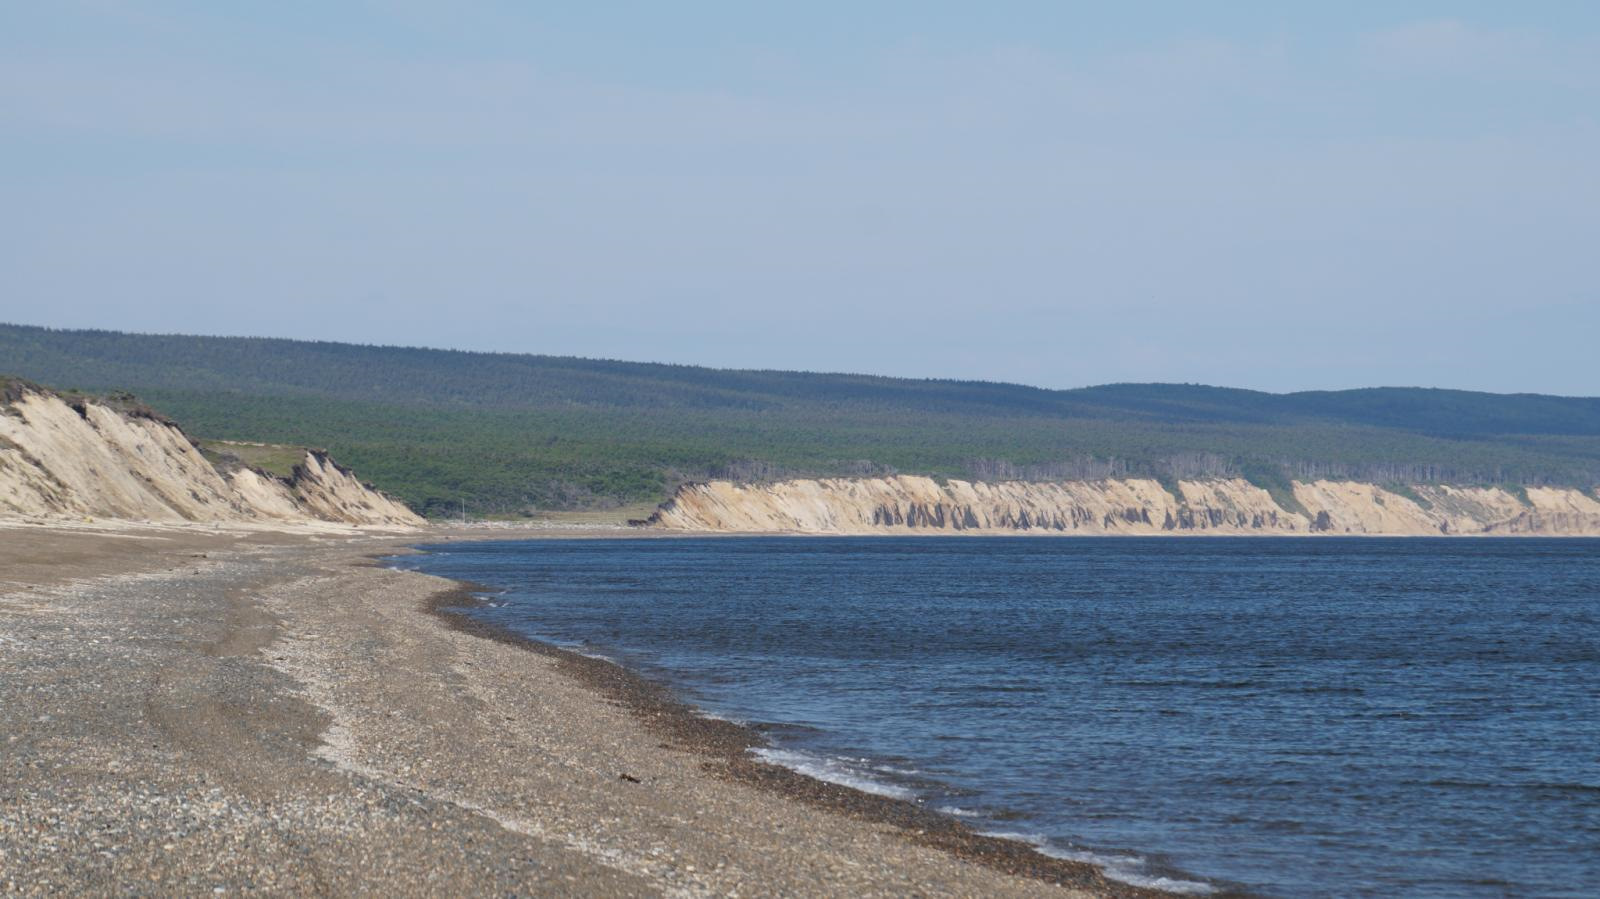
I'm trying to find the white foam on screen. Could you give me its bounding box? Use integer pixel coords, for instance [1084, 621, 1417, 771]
[937, 805, 981, 817]
[750, 747, 919, 800]
[869, 762, 924, 776]
[977, 829, 1216, 895]
[976, 827, 1046, 843]
[1039, 847, 1217, 895]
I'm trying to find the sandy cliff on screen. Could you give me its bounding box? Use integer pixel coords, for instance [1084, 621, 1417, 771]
[641, 475, 1600, 536]
[0, 382, 422, 527]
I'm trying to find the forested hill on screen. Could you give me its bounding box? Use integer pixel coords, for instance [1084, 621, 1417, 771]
[3, 323, 1598, 517]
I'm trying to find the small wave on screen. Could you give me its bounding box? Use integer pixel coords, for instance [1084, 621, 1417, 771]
[1413, 779, 1600, 793]
[978, 829, 1217, 895]
[1115, 679, 1262, 690]
[754, 720, 827, 736]
[1285, 685, 1364, 695]
[750, 748, 919, 800]
[866, 760, 924, 777]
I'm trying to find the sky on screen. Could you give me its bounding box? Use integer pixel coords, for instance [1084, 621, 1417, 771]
[3, 2, 1598, 394]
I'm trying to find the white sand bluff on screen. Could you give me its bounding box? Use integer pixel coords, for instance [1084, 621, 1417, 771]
[0, 381, 422, 527]
[640, 476, 1600, 536]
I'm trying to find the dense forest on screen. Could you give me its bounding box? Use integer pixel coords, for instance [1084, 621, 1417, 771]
[4, 323, 1599, 517]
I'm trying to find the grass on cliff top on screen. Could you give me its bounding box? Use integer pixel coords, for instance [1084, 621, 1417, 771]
[200, 440, 308, 480]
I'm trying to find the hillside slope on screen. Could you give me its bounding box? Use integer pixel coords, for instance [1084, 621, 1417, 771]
[4, 323, 1599, 515]
[0, 380, 421, 527]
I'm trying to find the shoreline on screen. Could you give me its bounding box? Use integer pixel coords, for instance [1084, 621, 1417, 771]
[8, 521, 1584, 894]
[2, 522, 1185, 896]
[624, 525, 1600, 538]
[395, 538, 1223, 897]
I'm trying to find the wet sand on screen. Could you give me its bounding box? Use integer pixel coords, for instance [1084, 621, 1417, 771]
[1, 523, 1172, 897]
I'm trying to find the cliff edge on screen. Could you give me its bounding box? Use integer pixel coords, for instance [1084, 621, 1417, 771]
[638, 475, 1600, 536]
[0, 380, 423, 527]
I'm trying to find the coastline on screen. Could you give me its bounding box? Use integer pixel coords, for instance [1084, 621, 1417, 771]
[407, 554, 1206, 896]
[1, 522, 1185, 896]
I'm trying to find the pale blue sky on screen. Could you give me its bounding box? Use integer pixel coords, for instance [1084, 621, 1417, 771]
[4, 3, 1598, 393]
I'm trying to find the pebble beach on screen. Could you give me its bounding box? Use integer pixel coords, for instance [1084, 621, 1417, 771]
[0, 524, 1158, 897]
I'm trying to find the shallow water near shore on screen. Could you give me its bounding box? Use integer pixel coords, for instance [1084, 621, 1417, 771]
[396, 536, 1600, 897]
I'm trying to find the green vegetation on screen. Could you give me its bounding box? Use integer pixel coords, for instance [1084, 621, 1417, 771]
[4, 323, 1599, 518]
[1384, 483, 1434, 511]
[199, 440, 308, 480]
[1238, 460, 1311, 520]
[1153, 472, 1184, 505]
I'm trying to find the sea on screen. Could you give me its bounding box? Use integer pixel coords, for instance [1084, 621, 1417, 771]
[392, 536, 1600, 898]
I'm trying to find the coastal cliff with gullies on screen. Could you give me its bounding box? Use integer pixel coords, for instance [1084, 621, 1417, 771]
[0, 380, 423, 527]
[637, 475, 1600, 536]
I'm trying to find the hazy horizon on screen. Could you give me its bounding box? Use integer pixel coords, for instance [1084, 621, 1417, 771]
[5, 3, 1598, 395]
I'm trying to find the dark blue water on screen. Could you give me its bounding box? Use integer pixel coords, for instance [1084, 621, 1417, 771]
[395, 537, 1600, 897]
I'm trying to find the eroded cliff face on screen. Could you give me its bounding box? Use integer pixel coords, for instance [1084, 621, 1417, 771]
[0, 384, 422, 527]
[641, 476, 1600, 536]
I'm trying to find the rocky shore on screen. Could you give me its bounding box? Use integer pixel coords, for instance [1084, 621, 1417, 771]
[0, 523, 1170, 897]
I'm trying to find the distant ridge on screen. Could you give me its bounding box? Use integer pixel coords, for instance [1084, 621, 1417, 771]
[3, 322, 1598, 517]
[4, 323, 1598, 431]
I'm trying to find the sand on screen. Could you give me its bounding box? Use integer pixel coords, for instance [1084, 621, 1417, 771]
[0, 523, 1172, 897]
[644, 475, 1600, 536]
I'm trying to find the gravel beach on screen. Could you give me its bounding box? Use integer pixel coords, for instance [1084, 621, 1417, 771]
[1, 524, 1166, 897]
